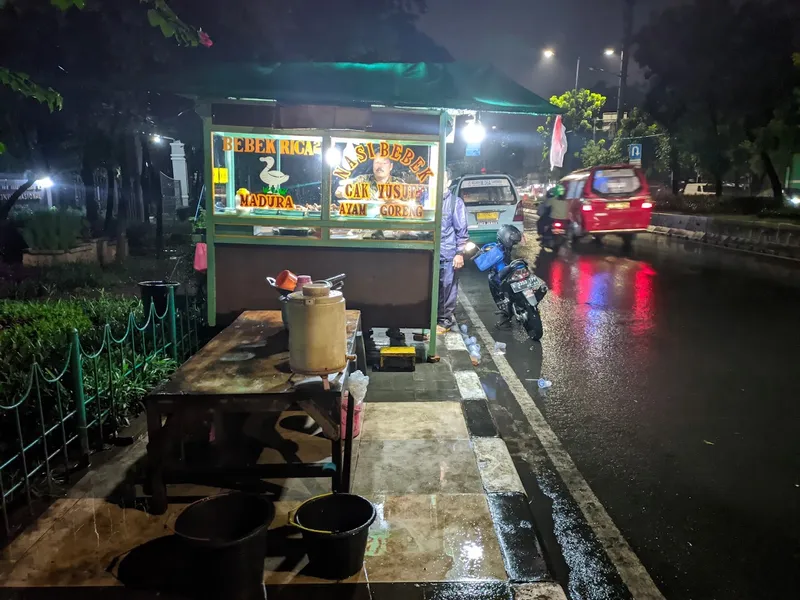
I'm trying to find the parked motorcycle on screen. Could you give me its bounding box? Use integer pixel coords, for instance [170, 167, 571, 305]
[465, 224, 548, 341]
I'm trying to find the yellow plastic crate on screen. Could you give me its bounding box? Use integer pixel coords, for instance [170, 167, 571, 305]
[379, 346, 416, 371]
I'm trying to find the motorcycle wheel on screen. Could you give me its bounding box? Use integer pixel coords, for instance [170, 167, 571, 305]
[524, 307, 544, 341]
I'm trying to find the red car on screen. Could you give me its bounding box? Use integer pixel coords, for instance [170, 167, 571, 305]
[555, 165, 653, 246]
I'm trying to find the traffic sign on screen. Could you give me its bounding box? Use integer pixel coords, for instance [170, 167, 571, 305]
[628, 143, 642, 166]
[466, 143, 481, 157]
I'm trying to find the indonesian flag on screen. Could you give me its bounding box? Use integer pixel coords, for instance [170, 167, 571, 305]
[550, 115, 567, 170]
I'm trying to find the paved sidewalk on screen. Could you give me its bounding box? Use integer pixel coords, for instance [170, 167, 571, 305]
[0, 329, 566, 600]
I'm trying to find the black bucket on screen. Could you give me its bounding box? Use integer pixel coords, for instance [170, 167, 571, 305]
[138, 280, 180, 316]
[290, 493, 376, 580]
[174, 493, 275, 600]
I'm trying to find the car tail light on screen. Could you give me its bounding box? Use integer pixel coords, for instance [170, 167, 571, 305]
[642, 201, 653, 209]
[582, 204, 592, 211]
[513, 202, 524, 222]
[554, 222, 562, 228]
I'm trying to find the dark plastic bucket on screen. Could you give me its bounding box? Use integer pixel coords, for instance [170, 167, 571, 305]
[290, 493, 376, 580]
[138, 280, 180, 316]
[174, 493, 274, 600]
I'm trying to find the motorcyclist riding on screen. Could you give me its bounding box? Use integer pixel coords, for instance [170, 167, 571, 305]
[537, 183, 567, 238]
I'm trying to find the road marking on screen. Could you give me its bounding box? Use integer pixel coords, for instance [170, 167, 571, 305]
[454, 370, 487, 400]
[459, 290, 666, 600]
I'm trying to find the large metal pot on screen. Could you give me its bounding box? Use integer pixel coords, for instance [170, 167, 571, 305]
[285, 282, 346, 375]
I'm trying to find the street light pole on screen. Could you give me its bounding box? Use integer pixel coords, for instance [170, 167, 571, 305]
[615, 49, 624, 126]
[616, 0, 634, 128]
[575, 57, 581, 91]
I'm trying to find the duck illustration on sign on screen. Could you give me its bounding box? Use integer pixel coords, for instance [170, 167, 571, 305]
[259, 156, 290, 187]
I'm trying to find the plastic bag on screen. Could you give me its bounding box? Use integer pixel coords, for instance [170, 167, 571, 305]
[193, 242, 208, 273]
[347, 370, 370, 404]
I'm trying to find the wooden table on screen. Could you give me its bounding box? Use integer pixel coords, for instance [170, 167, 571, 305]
[144, 310, 366, 515]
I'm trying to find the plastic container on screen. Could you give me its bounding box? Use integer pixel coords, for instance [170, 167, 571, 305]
[340, 391, 363, 439]
[474, 243, 505, 272]
[295, 275, 313, 291]
[290, 493, 376, 580]
[275, 269, 298, 292]
[138, 281, 179, 316]
[537, 378, 552, 389]
[286, 282, 347, 375]
[174, 492, 275, 600]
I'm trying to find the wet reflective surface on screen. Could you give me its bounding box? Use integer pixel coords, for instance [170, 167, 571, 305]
[460, 233, 800, 599]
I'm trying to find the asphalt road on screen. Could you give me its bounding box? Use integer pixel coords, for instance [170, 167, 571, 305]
[456, 232, 800, 600]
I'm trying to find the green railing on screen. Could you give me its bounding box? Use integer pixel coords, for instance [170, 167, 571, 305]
[0, 288, 201, 537]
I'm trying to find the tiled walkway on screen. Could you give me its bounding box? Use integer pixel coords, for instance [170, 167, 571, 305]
[0, 330, 566, 600]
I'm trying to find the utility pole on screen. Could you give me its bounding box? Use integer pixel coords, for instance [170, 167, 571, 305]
[575, 57, 581, 91]
[616, 0, 634, 128]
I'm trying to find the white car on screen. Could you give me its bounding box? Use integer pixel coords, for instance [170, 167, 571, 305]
[450, 174, 524, 245]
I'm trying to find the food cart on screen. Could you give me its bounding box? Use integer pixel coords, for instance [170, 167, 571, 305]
[183, 62, 559, 357]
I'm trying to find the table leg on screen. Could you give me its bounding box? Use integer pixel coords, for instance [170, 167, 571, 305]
[356, 331, 368, 374]
[331, 438, 342, 492]
[146, 404, 167, 515]
[342, 389, 355, 493]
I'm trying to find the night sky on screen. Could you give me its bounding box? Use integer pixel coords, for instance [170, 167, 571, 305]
[418, 0, 683, 98]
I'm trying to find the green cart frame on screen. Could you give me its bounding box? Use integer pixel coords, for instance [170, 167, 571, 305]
[187, 63, 560, 357]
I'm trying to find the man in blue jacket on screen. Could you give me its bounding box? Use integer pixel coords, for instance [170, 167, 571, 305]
[437, 168, 469, 334]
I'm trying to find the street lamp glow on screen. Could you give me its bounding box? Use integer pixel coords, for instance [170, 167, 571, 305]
[151, 135, 164, 144]
[604, 48, 615, 56]
[542, 49, 555, 59]
[463, 120, 486, 144]
[34, 176, 54, 189]
[325, 146, 342, 167]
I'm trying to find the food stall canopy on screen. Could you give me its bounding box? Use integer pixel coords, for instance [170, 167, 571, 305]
[164, 62, 561, 116]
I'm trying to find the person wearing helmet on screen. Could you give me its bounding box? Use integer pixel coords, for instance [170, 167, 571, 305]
[537, 184, 566, 237]
[436, 168, 469, 334]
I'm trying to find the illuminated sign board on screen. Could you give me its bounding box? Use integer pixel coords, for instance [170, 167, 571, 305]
[221, 137, 322, 156]
[333, 142, 434, 183]
[238, 192, 296, 209]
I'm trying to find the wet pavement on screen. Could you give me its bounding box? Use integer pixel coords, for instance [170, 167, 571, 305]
[457, 232, 800, 600]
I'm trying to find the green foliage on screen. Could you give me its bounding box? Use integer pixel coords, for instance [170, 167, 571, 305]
[50, 0, 86, 10]
[192, 208, 206, 231]
[0, 301, 91, 379]
[537, 89, 607, 160]
[19, 209, 86, 251]
[0, 68, 62, 113]
[636, 0, 798, 193]
[580, 139, 622, 168]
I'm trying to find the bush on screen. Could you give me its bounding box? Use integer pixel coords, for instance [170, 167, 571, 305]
[126, 222, 154, 253]
[19, 209, 87, 252]
[654, 192, 785, 215]
[0, 295, 177, 514]
[0, 295, 143, 396]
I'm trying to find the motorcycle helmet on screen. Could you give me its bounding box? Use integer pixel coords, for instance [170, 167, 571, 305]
[545, 184, 565, 199]
[497, 224, 522, 248]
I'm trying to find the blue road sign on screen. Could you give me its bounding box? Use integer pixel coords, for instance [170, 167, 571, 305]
[628, 143, 642, 164]
[466, 143, 481, 157]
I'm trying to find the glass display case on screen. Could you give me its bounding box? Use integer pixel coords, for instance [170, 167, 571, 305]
[203, 108, 446, 356]
[210, 132, 440, 242]
[211, 132, 323, 219]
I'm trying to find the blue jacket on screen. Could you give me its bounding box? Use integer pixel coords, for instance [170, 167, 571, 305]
[440, 190, 469, 261]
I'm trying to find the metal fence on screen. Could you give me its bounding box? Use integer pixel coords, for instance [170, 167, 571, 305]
[0, 289, 201, 537]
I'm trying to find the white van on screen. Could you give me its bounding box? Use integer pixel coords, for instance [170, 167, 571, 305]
[450, 174, 524, 245]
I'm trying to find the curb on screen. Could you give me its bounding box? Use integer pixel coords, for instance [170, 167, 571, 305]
[440, 331, 563, 591]
[647, 225, 800, 261]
